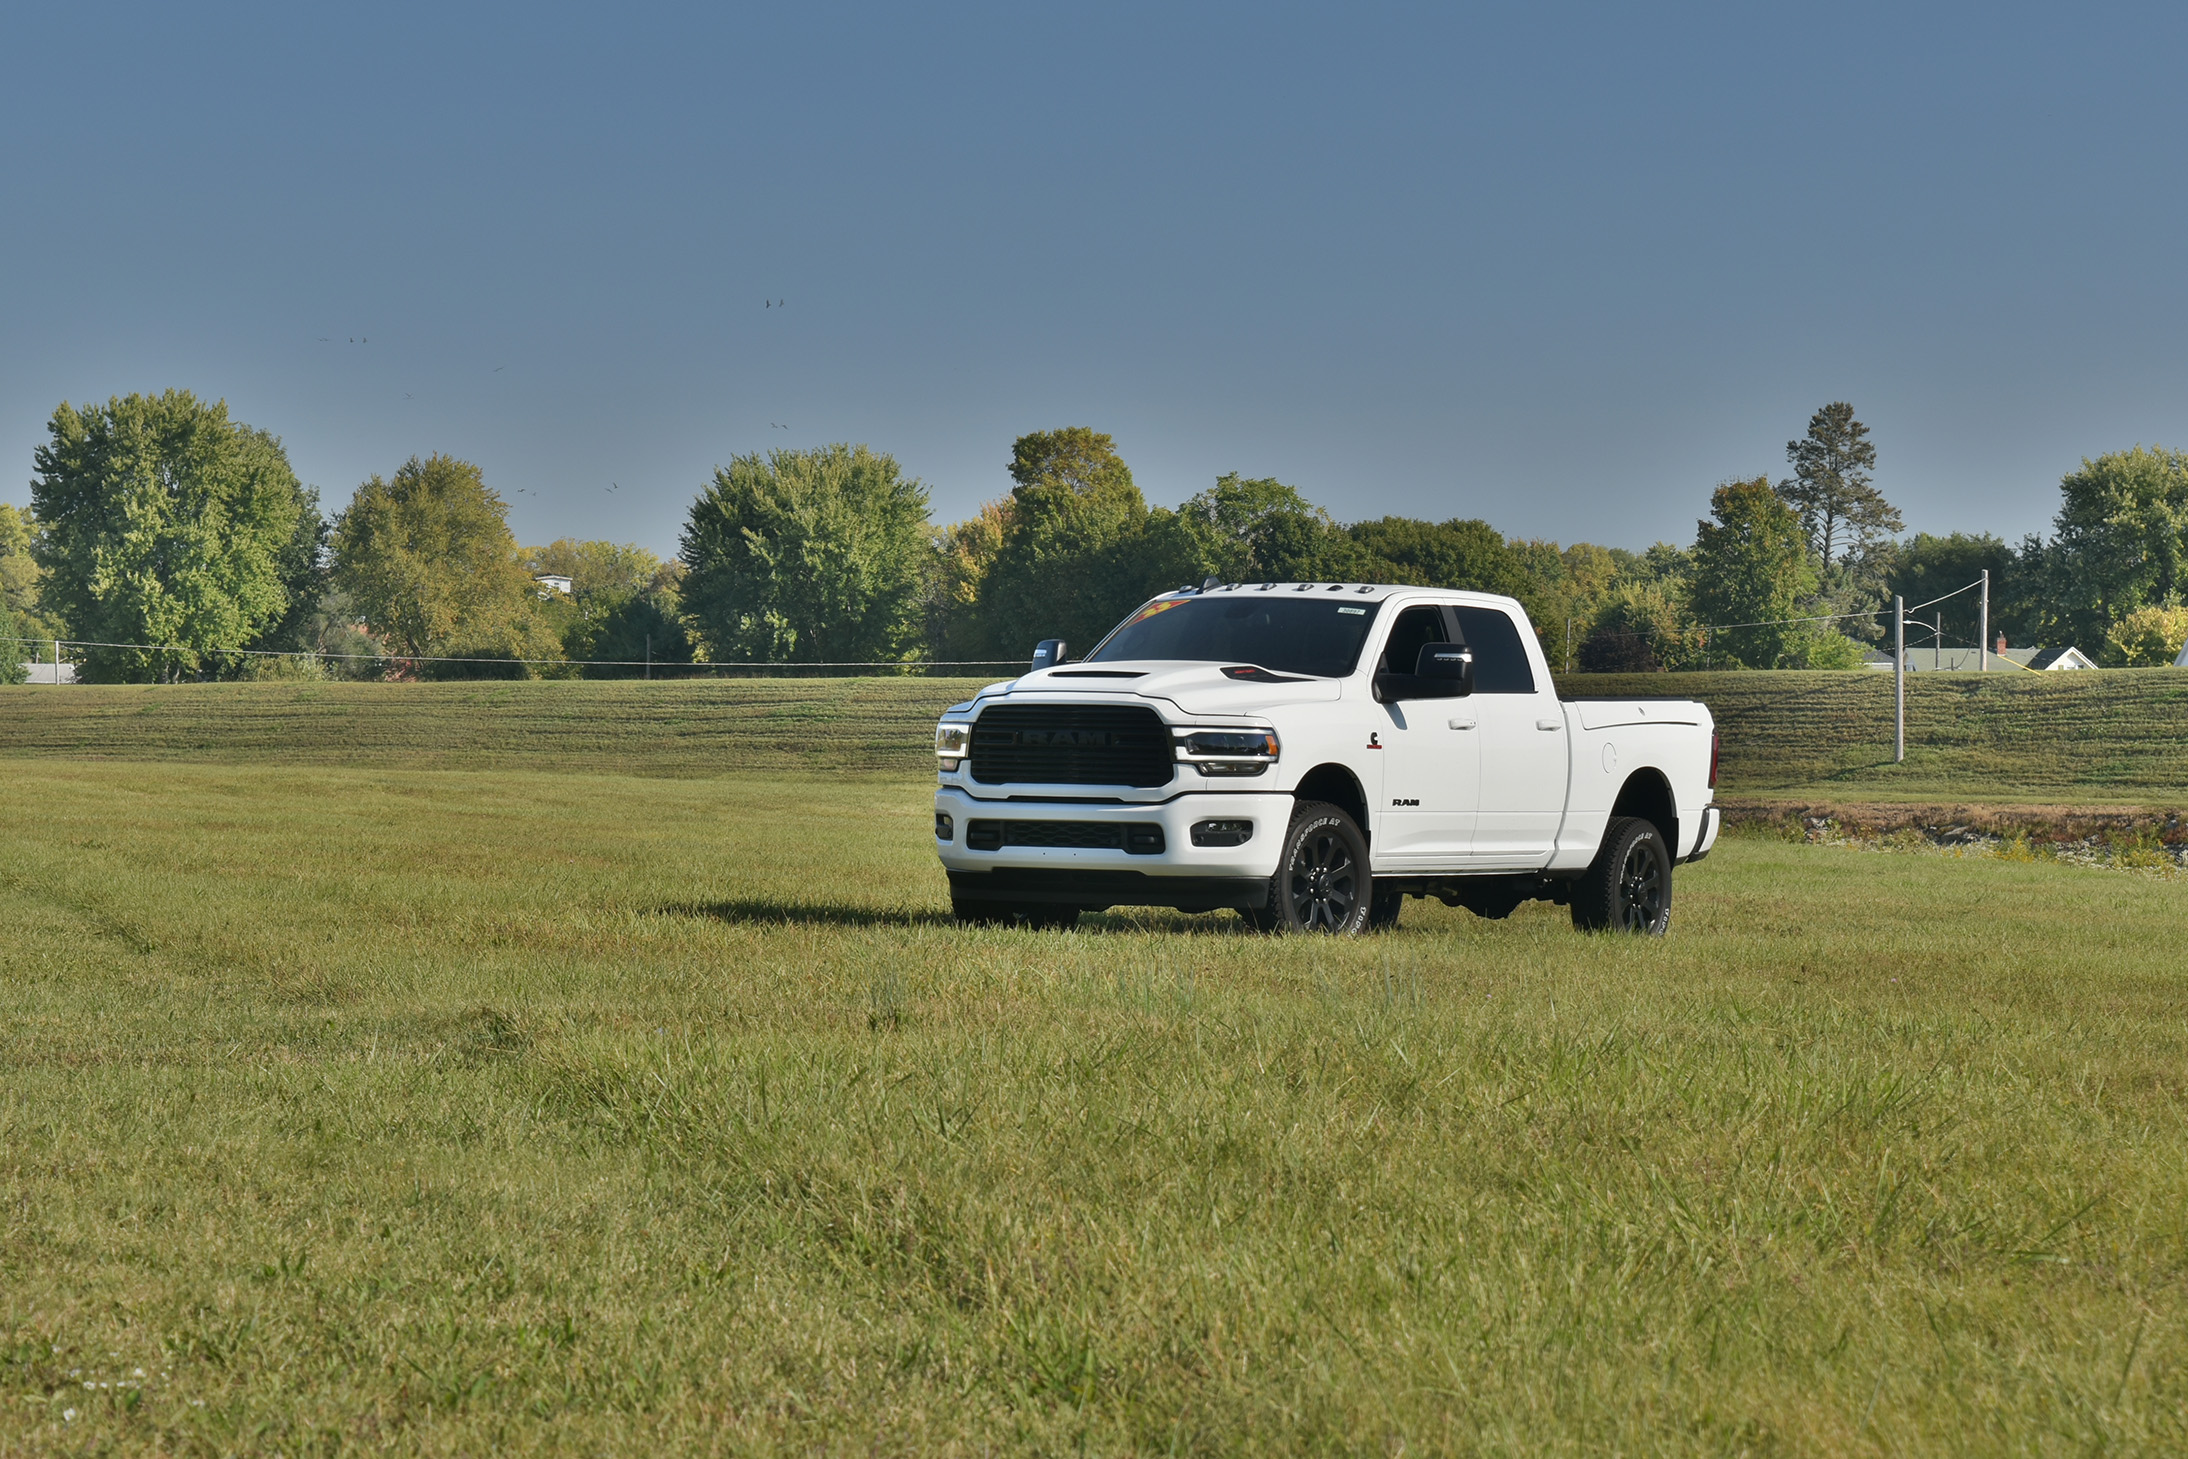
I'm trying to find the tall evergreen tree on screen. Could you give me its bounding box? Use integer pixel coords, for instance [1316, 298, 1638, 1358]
[1777, 402, 1899, 563]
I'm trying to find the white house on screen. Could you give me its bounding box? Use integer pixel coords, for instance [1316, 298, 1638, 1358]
[534, 574, 574, 597]
[2174, 634, 2188, 669]
[2025, 646, 2100, 671]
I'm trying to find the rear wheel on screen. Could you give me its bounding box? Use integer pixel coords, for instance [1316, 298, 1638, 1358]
[1242, 801, 1372, 935]
[1570, 815, 1672, 935]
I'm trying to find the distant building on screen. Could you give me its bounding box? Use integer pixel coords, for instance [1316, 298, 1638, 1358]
[1860, 645, 2097, 672]
[2025, 646, 2099, 671]
[534, 574, 573, 597]
[2175, 634, 2188, 669]
[22, 661, 77, 684]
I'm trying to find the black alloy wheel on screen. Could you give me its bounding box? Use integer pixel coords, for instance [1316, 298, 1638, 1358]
[1245, 801, 1373, 935]
[1570, 815, 1672, 935]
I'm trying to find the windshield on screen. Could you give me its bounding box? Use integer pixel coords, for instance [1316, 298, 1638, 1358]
[1085, 595, 1385, 677]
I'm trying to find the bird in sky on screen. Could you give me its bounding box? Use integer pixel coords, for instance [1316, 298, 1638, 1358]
[606, 482, 620, 493]
[495, 365, 506, 372]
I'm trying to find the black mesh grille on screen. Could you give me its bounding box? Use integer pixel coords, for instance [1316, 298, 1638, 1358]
[965, 820, 1165, 854]
[969, 704, 1174, 787]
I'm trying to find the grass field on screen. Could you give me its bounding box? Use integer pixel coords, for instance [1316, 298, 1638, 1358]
[2, 686, 2185, 1453]
[3, 669, 2186, 805]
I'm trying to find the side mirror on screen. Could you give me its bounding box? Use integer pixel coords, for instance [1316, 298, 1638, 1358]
[1031, 638, 1068, 671]
[1416, 642, 1473, 693]
[1374, 642, 1472, 702]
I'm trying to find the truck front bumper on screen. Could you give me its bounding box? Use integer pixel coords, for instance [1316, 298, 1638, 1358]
[934, 787, 1290, 908]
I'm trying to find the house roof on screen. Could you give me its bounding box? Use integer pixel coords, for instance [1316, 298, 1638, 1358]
[2027, 646, 2098, 670]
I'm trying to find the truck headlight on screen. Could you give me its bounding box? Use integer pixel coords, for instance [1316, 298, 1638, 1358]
[935, 721, 970, 772]
[1176, 728, 1279, 776]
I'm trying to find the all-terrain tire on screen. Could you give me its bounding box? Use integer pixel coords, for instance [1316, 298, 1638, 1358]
[1240, 800, 1373, 935]
[1569, 815, 1672, 935]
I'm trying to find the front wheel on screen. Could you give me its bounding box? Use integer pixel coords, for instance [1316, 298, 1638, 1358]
[1242, 801, 1373, 935]
[1570, 815, 1672, 935]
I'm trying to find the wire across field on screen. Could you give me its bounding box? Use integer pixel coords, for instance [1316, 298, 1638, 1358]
[4, 670, 2188, 806]
[0, 737, 2184, 1452]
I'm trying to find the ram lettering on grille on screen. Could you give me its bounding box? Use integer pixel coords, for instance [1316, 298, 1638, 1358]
[969, 705, 1173, 787]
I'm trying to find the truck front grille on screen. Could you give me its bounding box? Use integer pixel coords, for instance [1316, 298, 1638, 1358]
[965, 820, 1165, 854]
[969, 705, 1174, 788]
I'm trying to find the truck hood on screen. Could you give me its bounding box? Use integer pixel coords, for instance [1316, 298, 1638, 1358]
[1000, 660, 1344, 716]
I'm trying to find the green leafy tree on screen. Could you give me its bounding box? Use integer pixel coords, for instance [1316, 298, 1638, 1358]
[331, 455, 562, 676]
[246, 489, 332, 656]
[32, 392, 311, 682]
[286, 588, 387, 679]
[978, 429, 1158, 658]
[1576, 582, 1695, 673]
[1777, 402, 1900, 564]
[1170, 475, 1373, 584]
[1689, 477, 1817, 667]
[2103, 603, 2188, 667]
[923, 499, 1013, 662]
[523, 539, 693, 675]
[0, 605, 25, 684]
[680, 444, 932, 663]
[2041, 446, 2188, 648]
[0, 503, 65, 651]
[1886, 532, 2018, 646]
[1349, 516, 1535, 602]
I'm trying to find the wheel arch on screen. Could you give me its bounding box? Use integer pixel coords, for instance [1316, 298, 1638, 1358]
[1610, 767, 1678, 853]
[1294, 762, 1370, 843]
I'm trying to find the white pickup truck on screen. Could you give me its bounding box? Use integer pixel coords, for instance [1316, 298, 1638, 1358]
[933, 581, 1720, 935]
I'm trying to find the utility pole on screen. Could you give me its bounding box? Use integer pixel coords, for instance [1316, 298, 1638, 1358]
[1936, 611, 1944, 671]
[1979, 569, 1990, 672]
[645, 634, 651, 681]
[1894, 595, 1906, 763]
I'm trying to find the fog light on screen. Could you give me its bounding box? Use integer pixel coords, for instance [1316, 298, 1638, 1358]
[1190, 819, 1254, 848]
[935, 812, 953, 841]
[938, 757, 961, 772]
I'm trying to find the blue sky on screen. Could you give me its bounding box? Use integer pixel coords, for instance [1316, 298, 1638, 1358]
[5, 2, 2186, 557]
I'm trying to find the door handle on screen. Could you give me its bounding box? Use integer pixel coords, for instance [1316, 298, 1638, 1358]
[1536, 718, 1562, 731]
[1448, 717, 1476, 730]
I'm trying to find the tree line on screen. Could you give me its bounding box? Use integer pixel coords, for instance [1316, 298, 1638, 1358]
[3, 390, 2186, 684]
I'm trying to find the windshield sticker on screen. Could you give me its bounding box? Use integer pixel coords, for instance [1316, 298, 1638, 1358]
[1125, 599, 1189, 625]
[1338, 606, 1366, 614]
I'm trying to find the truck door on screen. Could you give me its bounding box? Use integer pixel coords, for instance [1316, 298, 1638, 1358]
[1453, 605, 1567, 865]
[1372, 603, 1480, 867]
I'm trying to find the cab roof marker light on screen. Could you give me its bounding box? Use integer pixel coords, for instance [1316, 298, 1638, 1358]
[1327, 583, 1345, 592]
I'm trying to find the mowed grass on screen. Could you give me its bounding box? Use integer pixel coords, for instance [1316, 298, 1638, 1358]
[1, 754, 2184, 1454]
[4, 670, 2188, 803]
